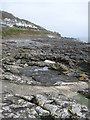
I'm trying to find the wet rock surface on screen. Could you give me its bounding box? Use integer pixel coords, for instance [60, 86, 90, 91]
[1, 34, 90, 119]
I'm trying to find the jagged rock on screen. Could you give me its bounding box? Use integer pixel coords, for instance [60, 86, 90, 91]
[36, 94, 55, 106]
[0, 68, 4, 74]
[1, 92, 89, 119]
[10, 101, 34, 109]
[35, 106, 50, 116]
[3, 65, 20, 74]
[71, 104, 86, 117]
[14, 53, 30, 59]
[79, 74, 89, 81]
[78, 88, 90, 99]
[24, 63, 29, 67]
[44, 104, 58, 116]
[36, 94, 47, 106]
[49, 63, 69, 71]
[27, 108, 38, 118]
[34, 61, 47, 67]
[14, 94, 34, 102]
[2, 73, 21, 81]
[2, 57, 15, 65]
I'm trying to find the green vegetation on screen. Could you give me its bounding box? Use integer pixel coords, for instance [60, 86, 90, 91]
[0, 30, 2, 36]
[2, 27, 48, 37]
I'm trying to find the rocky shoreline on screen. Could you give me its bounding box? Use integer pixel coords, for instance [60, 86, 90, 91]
[0, 33, 90, 119]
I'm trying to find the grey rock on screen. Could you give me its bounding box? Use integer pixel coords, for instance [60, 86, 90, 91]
[35, 106, 50, 116]
[2, 73, 21, 81]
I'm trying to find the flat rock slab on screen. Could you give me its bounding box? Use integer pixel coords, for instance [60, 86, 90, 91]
[2, 80, 88, 98]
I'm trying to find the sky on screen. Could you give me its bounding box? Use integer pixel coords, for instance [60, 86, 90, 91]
[1, 0, 89, 42]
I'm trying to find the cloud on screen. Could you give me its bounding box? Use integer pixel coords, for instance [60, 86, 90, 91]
[1, 0, 89, 3]
[1, 0, 88, 41]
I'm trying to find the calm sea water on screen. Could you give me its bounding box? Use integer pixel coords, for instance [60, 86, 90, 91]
[79, 37, 88, 43]
[43, 26, 88, 43]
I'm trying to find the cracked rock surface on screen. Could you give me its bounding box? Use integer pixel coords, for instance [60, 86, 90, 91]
[1, 91, 89, 119]
[1, 34, 90, 119]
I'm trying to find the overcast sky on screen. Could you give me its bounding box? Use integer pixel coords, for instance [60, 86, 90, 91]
[1, 0, 88, 42]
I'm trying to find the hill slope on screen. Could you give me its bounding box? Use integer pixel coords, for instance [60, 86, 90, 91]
[1, 10, 61, 37]
[0, 10, 46, 30]
[0, 11, 15, 19]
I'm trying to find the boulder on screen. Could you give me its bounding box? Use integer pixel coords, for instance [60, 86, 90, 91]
[49, 63, 69, 72]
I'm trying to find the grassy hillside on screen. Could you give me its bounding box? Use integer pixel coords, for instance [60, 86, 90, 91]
[0, 10, 61, 37]
[2, 27, 49, 37]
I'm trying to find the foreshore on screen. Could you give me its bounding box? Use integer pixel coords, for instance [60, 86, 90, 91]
[0, 33, 90, 119]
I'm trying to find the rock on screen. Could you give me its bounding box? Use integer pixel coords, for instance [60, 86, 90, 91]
[1, 92, 89, 119]
[35, 62, 47, 67]
[14, 94, 34, 102]
[24, 63, 29, 67]
[35, 106, 50, 116]
[59, 108, 69, 118]
[36, 94, 47, 106]
[2, 73, 21, 81]
[53, 81, 76, 86]
[71, 104, 85, 117]
[10, 100, 34, 109]
[0, 68, 4, 74]
[79, 74, 88, 77]
[2, 106, 10, 111]
[2, 32, 90, 119]
[36, 94, 56, 106]
[6, 113, 15, 118]
[49, 63, 69, 72]
[16, 59, 21, 64]
[44, 104, 58, 116]
[2, 57, 15, 65]
[78, 88, 90, 99]
[21, 76, 41, 85]
[67, 104, 87, 118]
[79, 73, 89, 81]
[47, 34, 56, 39]
[44, 60, 55, 64]
[77, 60, 90, 73]
[14, 53, 30, 59]
[27, 108, 38, 118]
[7, 53, 11, 56]
[3, 65, 20, 74]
